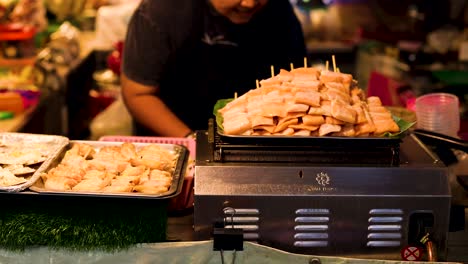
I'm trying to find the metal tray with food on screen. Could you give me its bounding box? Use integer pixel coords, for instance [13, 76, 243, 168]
[0, 132, 69, 192]
[29, 140, 188, 199]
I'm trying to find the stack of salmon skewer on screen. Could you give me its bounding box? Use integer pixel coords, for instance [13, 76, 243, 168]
[218, 63, 399, 137]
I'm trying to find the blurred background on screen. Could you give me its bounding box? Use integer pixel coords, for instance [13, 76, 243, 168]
[2, 0, 468, 140]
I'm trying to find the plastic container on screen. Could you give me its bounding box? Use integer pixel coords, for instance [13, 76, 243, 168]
[415, 93, 460, 137]
[99, 135, 196, 211]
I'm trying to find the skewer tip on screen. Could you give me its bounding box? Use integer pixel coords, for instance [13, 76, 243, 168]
[332, 55, 337, 72]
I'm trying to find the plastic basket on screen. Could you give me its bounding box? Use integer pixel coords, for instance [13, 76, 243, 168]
[99, 136, 196, 156]
[99, 135, 195, 211]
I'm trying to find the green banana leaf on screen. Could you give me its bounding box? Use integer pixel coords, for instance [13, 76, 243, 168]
[213, 98, 234, 131]
[383, 115, 416, 138]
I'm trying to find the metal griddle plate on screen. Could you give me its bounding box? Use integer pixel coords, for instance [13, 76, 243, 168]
[29, 141, 189, 199]
[209, 121, 402, 166]
[215, 124, 401, 148]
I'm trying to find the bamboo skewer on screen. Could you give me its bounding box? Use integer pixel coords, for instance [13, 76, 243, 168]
[234, 92, 238, 99]
[332, 55, 337, 72]
[290, 63, 294, 71]
[270, 65, 275, 77]
[304, 57, 307, 68]
[256, 79, 260, 89]
[325, 61, 329, 71]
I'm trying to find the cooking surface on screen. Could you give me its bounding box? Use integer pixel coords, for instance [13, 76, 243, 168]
[209, 119, 404, 166]
[197, 130, 445, 167]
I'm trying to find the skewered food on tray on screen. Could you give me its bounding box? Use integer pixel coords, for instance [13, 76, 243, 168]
[39, 142, 179, 195]
[218, 67, 399, 137]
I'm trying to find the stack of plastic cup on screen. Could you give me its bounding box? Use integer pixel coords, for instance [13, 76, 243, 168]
[415, 93, 460, 137]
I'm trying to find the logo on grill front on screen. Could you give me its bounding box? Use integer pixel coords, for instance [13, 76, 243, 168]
[316, 172, 330, 186]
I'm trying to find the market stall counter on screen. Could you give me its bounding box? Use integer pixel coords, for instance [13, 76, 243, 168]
[0, 240, 462, 264]
[0, 131, 466, 263]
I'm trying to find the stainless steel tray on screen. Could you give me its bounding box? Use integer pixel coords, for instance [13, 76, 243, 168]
[0, 132, 69, 192]
[29, 140, 188, 199]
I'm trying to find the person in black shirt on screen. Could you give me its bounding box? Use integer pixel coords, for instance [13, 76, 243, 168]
[122, 0, 306, 137]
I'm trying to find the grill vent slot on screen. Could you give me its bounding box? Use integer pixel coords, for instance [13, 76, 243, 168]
[223, 208, 260, 241]
[367, 209, 404, 248]
[294, 208, 330, 248]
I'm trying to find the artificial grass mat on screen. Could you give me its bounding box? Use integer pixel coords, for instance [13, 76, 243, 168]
[0, 198, 168, 252]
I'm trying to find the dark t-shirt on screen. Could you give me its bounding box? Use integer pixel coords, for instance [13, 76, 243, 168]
[123, 0, 306, 134]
